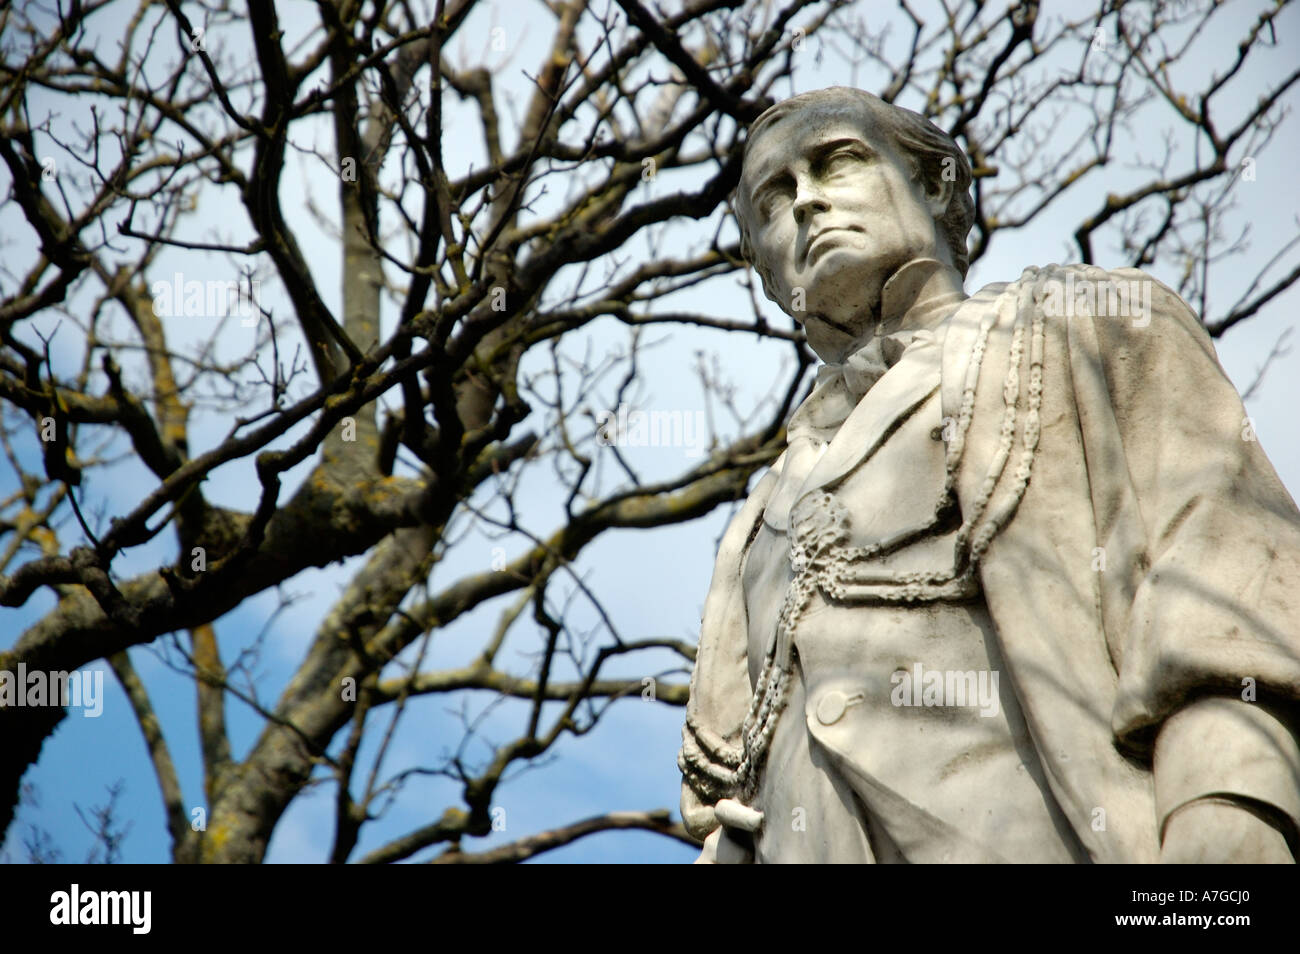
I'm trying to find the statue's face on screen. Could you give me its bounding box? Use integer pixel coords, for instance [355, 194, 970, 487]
[740, 104, 951, 350]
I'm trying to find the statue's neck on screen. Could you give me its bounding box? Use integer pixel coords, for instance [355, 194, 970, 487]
[876, 257, 967, 338]
[804, 258, 968, 363]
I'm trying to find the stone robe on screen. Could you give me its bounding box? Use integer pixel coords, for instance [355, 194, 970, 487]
[678, 263, 1300, 863]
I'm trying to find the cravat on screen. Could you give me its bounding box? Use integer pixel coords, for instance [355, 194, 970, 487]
[764, 330, 922, 531]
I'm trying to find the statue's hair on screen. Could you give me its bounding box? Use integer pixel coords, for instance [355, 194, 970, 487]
[735, 87, 975, 303]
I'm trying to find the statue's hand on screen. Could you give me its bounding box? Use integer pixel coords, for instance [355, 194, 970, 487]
[694, 825, 755, 864]
[694, 801, 764, 863]
[1159, 798, 1294, 864]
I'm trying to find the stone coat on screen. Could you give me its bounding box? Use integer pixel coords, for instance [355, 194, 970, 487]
[678, 264, 1300, 862]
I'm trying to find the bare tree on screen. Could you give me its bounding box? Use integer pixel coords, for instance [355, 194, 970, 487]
[1, 0, 1296, 863]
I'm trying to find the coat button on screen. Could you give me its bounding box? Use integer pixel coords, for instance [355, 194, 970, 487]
[816, 690, 848, 725]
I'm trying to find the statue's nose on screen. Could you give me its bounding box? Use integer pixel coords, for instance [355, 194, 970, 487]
[793, 188, 830, 225]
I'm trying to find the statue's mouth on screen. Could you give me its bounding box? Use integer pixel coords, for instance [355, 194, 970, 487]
[803, 226, 864, 267]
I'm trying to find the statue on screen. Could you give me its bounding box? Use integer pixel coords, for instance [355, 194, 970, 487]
[678, 87, 1300, 863]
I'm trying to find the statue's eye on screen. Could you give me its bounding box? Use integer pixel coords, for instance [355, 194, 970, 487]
[821, 147, 866, 175]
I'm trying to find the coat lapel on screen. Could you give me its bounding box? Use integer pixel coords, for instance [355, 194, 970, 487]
[793, 332, 942, 500]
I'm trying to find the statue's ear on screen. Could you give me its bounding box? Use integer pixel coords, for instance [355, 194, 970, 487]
[919, 159, 954, 219]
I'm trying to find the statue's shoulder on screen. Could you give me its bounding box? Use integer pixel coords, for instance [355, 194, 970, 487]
[959, 263, 1210, 348]
[937, 264, 1218, 426]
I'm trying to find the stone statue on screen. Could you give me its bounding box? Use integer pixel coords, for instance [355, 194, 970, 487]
[678, 86, 1300, 863]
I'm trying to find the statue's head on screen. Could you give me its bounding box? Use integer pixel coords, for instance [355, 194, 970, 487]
[735, 87, 974, 343]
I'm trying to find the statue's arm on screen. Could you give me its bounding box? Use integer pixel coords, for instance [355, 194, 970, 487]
[1154, 698, 1298, 862]
[1083, 269, 1300, 861]
[678, 466, 779, 845]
